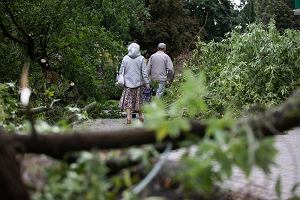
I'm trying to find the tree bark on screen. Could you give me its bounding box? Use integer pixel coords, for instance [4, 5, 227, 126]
[0, 131, 30, 200]
[3, 87, 300, 160]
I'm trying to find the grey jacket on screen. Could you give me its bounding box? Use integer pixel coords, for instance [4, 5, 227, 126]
[119, 43, 150, 88]
[147, 51, 174, 81]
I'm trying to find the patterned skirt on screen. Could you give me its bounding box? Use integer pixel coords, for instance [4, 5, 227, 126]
[119, 86, 144, 111]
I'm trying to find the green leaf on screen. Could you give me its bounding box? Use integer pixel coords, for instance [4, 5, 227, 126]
[123, 170, 132, 187]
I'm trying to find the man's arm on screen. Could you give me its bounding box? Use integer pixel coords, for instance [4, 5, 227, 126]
[166, 55, 174, 72]
[166, 56, 174, 81]
[141, 57, 150, 85]
[146, 56, 152, 77]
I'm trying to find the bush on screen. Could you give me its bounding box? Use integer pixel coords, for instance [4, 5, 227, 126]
[184, 23, 300, 117]
[0, 83, 19, 126]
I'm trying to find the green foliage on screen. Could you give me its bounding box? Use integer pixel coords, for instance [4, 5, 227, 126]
[0, 83, 21, 128]
[144, 70, 206, 140]
[32, 152, 111, 200]
[100, 0, 148, 41]
[177, 117, 277, 196]
[1, 2, 291, 199]
[185, 0, 237, 41]
[0, 84, 73, 132]
[234, 0, 255, 26]
[31, 146, 160, 200]
[0, 41, 25, 82]
[139, 0, 200, 57]
[144, 70, 277, 197]
[97, 66, 123, 101]
[0, 0, 148, 100]
[241, 0, 300, 30]
[185, 23, 300, 116]
[89, 100, 123, 119]
[252, 0, 295, 30]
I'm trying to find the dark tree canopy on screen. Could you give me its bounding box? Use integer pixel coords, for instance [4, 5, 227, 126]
[136, 0, 200, 57]
[185, 0, 236, 41]
[240, 0, 300, 30]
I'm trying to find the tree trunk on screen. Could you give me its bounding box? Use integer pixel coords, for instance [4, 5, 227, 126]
[0, 131, 29, 200]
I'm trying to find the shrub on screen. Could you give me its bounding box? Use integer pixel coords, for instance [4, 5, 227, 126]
[184, 23, 300, 117]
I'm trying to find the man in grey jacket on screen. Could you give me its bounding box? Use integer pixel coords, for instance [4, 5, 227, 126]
[147, 43, 174, 98]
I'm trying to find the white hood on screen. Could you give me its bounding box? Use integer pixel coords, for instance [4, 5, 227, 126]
[127, 43, 141, 58]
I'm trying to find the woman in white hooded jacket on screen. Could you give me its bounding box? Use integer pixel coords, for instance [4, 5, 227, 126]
[119, 43, 150, 124]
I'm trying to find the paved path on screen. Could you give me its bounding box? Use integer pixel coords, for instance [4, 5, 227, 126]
[79, 119, 300, 199]
[75, 118, 129, 131]
[223, 129, 300, 199]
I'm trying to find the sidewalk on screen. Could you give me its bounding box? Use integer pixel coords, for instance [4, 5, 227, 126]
[222, 128, 300, 199]
[79, 119, 300, 199]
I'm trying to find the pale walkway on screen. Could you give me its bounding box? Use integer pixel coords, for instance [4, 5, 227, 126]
[79, 119, 300, 199]
[223, 129, 300, 199]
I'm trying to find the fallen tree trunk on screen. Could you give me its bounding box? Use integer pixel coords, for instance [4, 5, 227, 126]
[1, 86, 300, 200]
[1, 87, 300, 159]
[0, 134, 30, 200]
[2, 121, 205, 159]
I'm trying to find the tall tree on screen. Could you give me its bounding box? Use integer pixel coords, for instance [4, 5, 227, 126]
[253, 0, 294, 30]
[235, 0, 256, 26]
[0, 0, 147, 98]
[185, 0, 236, 41]
[137, 0, 199, 57]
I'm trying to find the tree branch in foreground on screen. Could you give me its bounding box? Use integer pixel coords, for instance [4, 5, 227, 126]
[2, 88, 300, 159]
[0, 135, 30, 200]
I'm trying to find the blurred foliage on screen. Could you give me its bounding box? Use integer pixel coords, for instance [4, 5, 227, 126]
[177, 117, 277, 196]
[31, 147, 160, 200]
[234, 0, 255, 26]
[144, 71, 206, 140]
[144, 70, 277, 197]
[32, 152, 111, 200]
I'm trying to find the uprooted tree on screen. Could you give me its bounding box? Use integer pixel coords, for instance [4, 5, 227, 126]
[1, 84, 300, 199]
